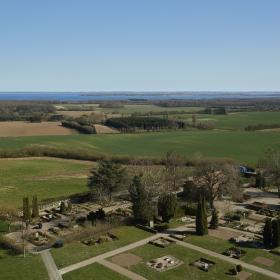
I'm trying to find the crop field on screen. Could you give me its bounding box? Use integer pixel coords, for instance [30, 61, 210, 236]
[0, 158, 92, 209]
[0, 121, 76, 137]
[177, 111, 280, 130]
[0, 130, 279, 164]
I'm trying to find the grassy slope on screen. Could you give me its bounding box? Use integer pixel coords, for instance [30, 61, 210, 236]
[63, 263, 129, 280]
[185, 235, 280, 274]
[0, 158, 92, 209]
[127, 243, 272, 280]
[0, 249, 48, 280]
[0, 130, 279, 164]
[51, 226, 152, 269]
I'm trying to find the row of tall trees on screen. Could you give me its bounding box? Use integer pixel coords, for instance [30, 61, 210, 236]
[22, 196, 39, 223]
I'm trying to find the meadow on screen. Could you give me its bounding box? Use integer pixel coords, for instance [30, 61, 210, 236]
[0, 130, 279, 164]
[0, 158, 92, 209]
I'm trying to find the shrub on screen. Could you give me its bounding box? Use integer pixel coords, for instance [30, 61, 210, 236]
[154, 223, 169, 232]
[236, 264, 243, 272]
[230, 267, 238, 275]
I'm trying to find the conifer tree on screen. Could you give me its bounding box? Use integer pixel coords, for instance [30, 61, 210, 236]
[32, 196, 39, 219]
[272, 219, 280, 248]
[201, 196, 208, 234]
[263, 219, 272, 247]
[22, 197, 31, 223]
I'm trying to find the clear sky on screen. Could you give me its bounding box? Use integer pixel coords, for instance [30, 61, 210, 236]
[0, 0, 279, 92]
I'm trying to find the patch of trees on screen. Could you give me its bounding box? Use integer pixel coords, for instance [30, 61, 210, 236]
[105, 116, 185, 131]
[204, 107, 227, 115]
[61, 120, 96, 134]
[245, 123, 280, 131]
[0, 102, 55, 121]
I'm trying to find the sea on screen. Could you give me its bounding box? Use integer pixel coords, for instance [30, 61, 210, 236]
[0, 92, 279, 101]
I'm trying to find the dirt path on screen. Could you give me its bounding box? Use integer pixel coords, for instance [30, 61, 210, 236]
[40, 250, 63, 280]
[59, 233, 164, 275]
[98, 259, 147, 280]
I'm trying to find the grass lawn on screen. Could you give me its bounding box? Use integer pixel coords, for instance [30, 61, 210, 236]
[185, 234, 280, 274]
[0, 130, 279, 164]
[51, 226, 152, 268]
[63, 262, 129, 280]
[125, 243, 272, 280]
[0, 158, 92, 209]
[0, 249, 48, 280]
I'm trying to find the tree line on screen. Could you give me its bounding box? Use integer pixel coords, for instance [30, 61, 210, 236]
[105, 116, 186, 131]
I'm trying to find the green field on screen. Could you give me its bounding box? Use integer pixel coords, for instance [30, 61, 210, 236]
[51, 226, 152, 268]
[0, 249, 48, 280]
[63, 262, 129, 280]
[126, 243, 272, 280]
[0, 158, 92, 209]
[179, 111, 280, 130]
[0, 130, 279, 164]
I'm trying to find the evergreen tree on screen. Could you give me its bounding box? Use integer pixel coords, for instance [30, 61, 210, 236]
[263, 219, 272, 247]
[31, 196, 39, 219]
[22, 197, 31, 223]
[196, 196, 208, 235]
[158, 193, 177, 223]
[255, 172, 266, 189]
[60, 201, 66, 214]
[201, 196, 208, 234]
[129, 175, 153, 224]
[272, 219, 280, 248]
[67, 201, 72, 212]
[210, 208, 219, 229]
[88, 160, 126, 203]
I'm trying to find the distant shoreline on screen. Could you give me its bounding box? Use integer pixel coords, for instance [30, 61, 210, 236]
[0, 91, 280, 101]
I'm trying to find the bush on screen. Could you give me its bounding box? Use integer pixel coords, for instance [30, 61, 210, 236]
[236, 264, 243, 272]
[154, 223, 169, 232]
[185, 203, 197, 216]
[230, 267, 238, 275]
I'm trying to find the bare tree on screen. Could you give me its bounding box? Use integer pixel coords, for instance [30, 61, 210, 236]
[194, 161, 239, 208]
[165, 151, 186, 192]
[259, 148, 280, 197]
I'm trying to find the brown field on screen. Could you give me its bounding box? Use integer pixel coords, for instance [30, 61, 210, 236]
[94, 124, 119, 134]
[0, 121, 76, 137]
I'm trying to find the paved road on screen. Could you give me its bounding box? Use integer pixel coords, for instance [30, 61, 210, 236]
[59, 234, 164, 275]
[98, 259, 147, 280]
[168, 236, 280, 280]
[40, 250, 63, 280]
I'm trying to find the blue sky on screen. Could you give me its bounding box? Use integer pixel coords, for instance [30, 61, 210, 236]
[0, 0, 279, 91]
